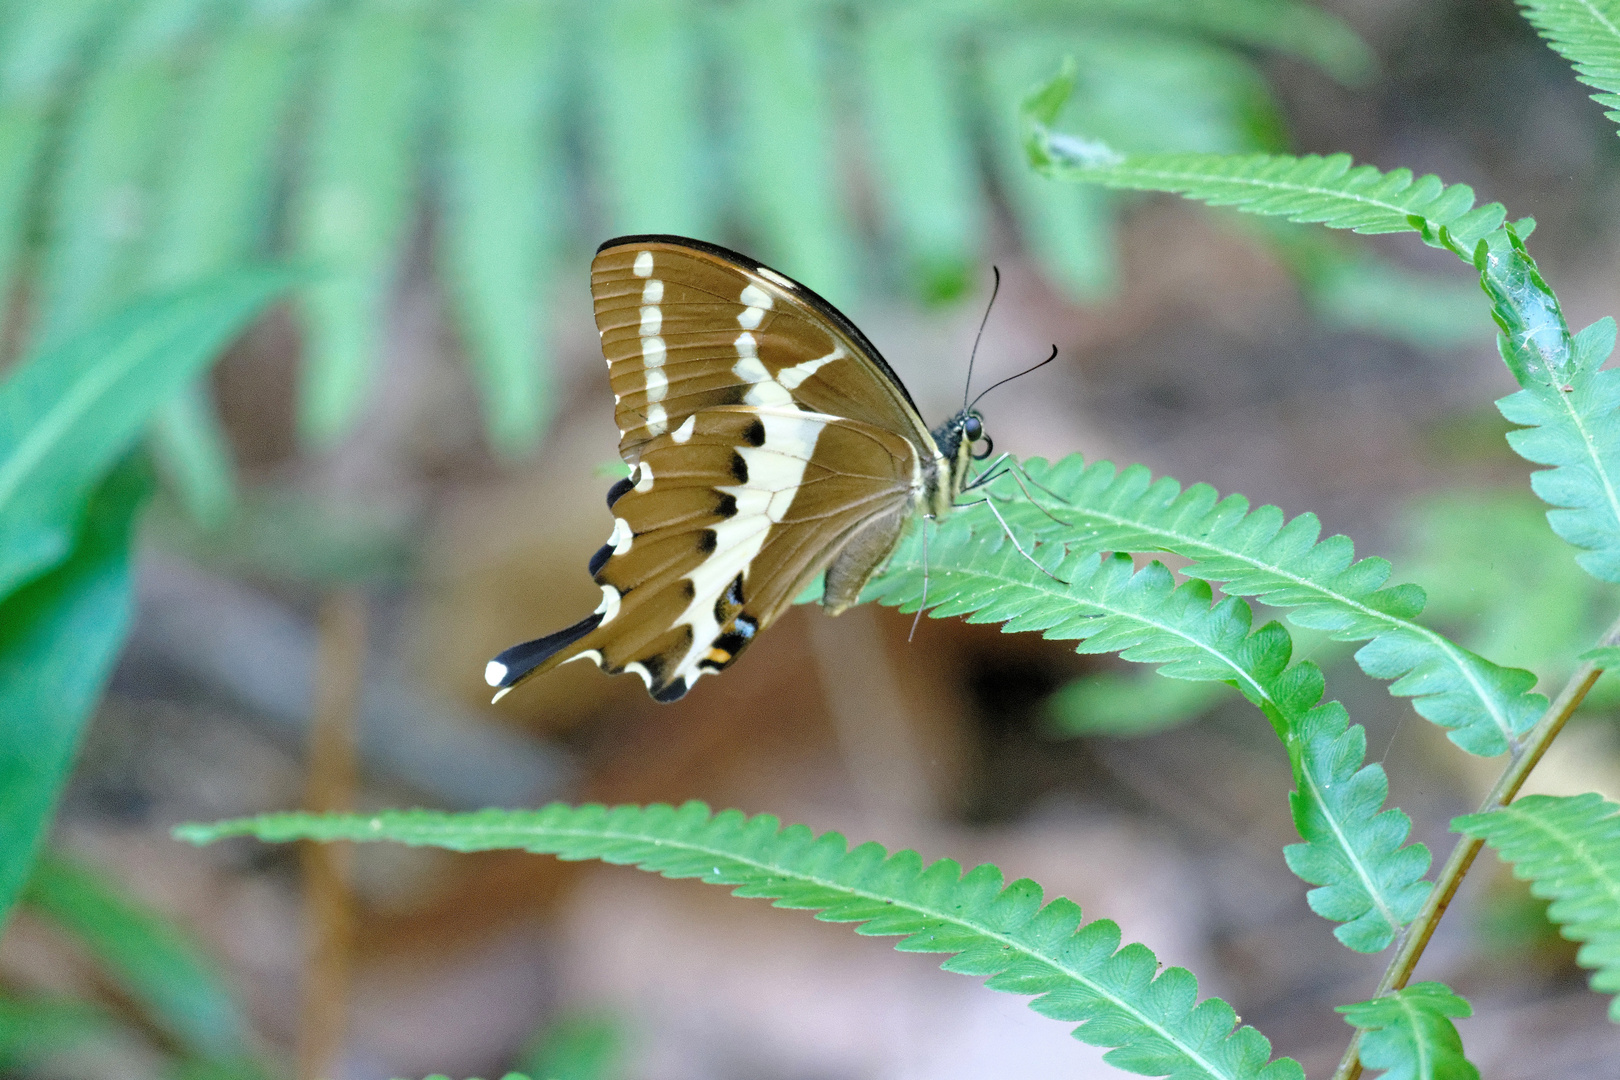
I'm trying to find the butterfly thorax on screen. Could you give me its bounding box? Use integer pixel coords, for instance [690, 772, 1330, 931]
[925, 407, 988, 518]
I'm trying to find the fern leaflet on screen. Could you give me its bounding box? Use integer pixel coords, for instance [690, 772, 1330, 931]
[1454, 793, 1620, 1019]
[868, 513, 1431, 951]
[1023, 64, 1506, 251]
[1518, 0, 1620, 132]
[982, 455, 1545, 757]
[180, 802, 1305, 1080]
[1336, 982, 1479, 1080]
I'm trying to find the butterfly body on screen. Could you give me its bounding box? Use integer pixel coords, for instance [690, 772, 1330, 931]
[486, 235, 990, 703]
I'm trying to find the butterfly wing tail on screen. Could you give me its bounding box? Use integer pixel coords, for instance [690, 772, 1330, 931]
[485, 611, 605, 701]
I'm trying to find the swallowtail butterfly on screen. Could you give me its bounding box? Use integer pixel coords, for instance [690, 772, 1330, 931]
[485, 235, 997, 703]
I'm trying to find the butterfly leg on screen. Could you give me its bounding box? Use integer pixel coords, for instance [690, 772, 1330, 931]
[977, 495, 1069, 585]
[909, 517, 931, 643]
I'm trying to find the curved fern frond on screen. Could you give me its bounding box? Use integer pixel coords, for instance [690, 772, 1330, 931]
[869, 513, 1431, 951]
[180, 801, 1305, 1080]
[983, 455, 1545, 757]
[1336, 982, 1479, 1080]
[1454, 793, 1620, 1019]
[1518, 0, 1620, 133]
[1023, 64, 1505, 252]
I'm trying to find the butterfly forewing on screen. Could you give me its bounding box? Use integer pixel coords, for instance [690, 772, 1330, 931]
[488, 235, 943, 702]
[593, 237, 935, 459]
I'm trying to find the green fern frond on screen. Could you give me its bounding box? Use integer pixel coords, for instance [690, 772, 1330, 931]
[869, 512, 1431, 951]
[985, 455, 1546, 757]
[1024, 63, 1506, 251]
[1337, 982, 1479, 1080]
[1518, 0, 1620, 132]
[181, 802, 1305, 1080]
[1454, 793, 1620, 1019]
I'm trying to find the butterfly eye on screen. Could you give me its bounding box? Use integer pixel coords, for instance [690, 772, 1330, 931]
[963, 414, 983, 440]
[971, 435, 994, 460]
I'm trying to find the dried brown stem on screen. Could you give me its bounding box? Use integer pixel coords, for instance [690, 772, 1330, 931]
[1331, 612, 1620, 1080]
[297, 590, 366, 1080]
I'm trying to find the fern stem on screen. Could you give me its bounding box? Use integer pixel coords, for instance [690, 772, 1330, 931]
[1331, 610, 1620, 1080]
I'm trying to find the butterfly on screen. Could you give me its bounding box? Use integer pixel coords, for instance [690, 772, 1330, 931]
[485, 234, 1015, 704]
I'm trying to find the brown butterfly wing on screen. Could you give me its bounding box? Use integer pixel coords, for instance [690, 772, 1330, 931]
[592, 236, 939, 464]
[487, 405, 918, 702]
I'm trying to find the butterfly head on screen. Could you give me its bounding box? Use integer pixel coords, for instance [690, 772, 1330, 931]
[931, 407, 994, 512]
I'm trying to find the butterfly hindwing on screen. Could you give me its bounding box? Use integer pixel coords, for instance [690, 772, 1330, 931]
[489, 405, 918, 700]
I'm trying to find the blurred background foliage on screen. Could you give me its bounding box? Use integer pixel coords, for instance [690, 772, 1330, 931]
[3, 0, 1620, 1077]
[0, 0, 1484, 528]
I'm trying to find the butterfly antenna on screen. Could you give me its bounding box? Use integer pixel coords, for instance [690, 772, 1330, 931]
[968, 344, 1059, 411]
[963, 266, 1002, 409]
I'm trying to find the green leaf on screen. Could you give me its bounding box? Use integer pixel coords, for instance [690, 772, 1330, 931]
[0, 993, 111, 1069]
[0, 461, 146, 926]
[292, 0, 431, 446]
[1024, 66, 1505, 252]
[0, 0, 116, 314]
[22, 854, 256, 1062]
[1337, 983, 1479, 1080]
[1454, 793, 1620, 1020]
[34, 0, 214, 348]
[1046, 668, 1233, 737]
[1518, 0, 1620, 133]
[1000, 455, 1545, 757]
[182, 802, 1305, 1080]
[587, 0, 712, 238]
[867, 512, 1431, 951]
[725, 0, 860, 308]
[860, 7, 983, 303]
[141, 0, 319, 521]
[442, 0, 567, 456]
[0, 266, 299, 598]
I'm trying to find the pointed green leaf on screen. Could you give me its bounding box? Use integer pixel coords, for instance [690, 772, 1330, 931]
[442, 0, 567, 455]
[182, 802, 1305, 1080]
[292, 0, 431, 445]
[0, 267, 298, 597]
[0, 461, 146, 926]
[860, 7, 983, 303]
[587, 0, 712, 237]
[1455, 793, 1620, 1020]
[725, 0, 859, 308]
[22, 854, 255, 1062]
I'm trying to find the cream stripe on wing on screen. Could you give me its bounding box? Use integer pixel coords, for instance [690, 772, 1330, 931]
[665, 407, 832, 689]
[637, 253, 667, 435]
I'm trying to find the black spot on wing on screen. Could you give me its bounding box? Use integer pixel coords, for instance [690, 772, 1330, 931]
[607, 475, 635, 508]
[653, 677, 689, 703]
[729, 451, 749, 483]
[489, 611, 604, 688]
[742, 419, 766, 447]
[715, 493, 738, 518]
[698, 529, 717, 554]
[589, 543, 613, 577]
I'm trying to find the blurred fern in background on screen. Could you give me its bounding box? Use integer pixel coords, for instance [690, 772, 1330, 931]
[0, 0, 1475, 527]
